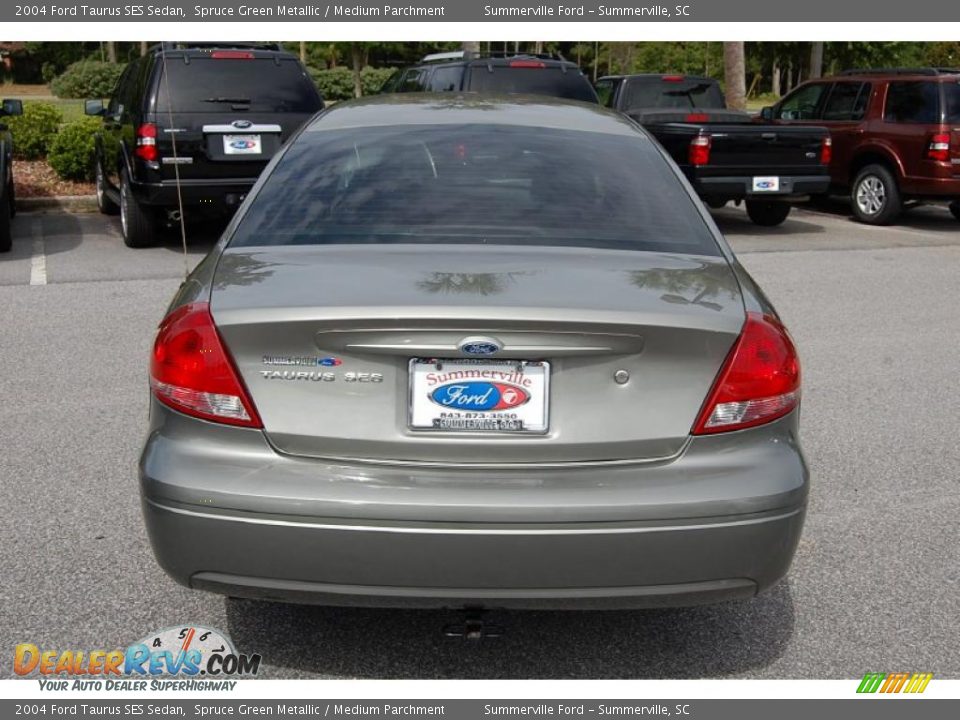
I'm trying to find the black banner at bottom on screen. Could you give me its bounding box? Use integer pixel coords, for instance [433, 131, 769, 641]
[2, 699, 957, 720]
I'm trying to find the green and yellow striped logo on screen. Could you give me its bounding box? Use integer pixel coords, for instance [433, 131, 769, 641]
[857, 672, 933, 694]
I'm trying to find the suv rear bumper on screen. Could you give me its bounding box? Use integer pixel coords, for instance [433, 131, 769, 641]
[696, 174, 830, 200]
[900, 173, 960, 200]
[130, 177, 257, 211]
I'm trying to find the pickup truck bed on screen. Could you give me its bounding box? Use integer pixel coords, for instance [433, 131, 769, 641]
[597, 75, 831, 226]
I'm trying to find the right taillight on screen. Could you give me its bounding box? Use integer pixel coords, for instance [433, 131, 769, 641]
[689, 134, 711, 166]
[150, 302, 262, 428]
[692, 312, 800, 435]
[820, 136, 833, 165]
[927, 132, 951, 162]
[135, 122, 158, 162]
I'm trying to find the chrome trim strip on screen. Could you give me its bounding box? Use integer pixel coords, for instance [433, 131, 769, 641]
[148, 499, 804, 535]
[202, 124, 282, 133]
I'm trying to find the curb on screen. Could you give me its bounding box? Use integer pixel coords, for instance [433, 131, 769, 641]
[16, 195, 99, 213]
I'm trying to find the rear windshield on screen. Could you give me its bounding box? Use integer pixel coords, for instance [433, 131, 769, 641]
[154, 57, 322, 113]
[465, 66, 599, 103]
[228, 123, 719, 256]
[622, 79, 725, 111]
[945, 81, 960, 123]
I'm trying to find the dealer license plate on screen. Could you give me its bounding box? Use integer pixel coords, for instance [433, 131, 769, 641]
[752, 176, 781, 192]
[409, 359, 549, 434]
[223, 134, 262, 155]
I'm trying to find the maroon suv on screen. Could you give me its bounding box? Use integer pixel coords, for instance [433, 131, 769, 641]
[761, 68, 960, 224]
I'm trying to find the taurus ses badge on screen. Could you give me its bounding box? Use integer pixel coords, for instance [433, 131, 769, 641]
[458, 336, 503, 356]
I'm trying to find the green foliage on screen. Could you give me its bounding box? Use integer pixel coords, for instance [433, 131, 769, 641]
[49, 61, 126, 99]
[308, 66, 395, 101]
[922, 42, 960, 67]
[47, 117, 101, 182]
[5, 102, 64, 160]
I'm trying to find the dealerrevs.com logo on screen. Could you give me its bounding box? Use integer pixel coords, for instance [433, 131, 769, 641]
[14, 625, 260, 691]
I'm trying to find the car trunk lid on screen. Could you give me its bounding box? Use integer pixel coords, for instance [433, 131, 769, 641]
[210, 245, 745, 465]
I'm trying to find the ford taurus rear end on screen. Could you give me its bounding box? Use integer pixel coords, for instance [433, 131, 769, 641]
[139, 96, 808, 609]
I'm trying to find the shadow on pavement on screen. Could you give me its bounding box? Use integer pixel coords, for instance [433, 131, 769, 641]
[710, 207, 825, 237]
[225, 581, 795, 679]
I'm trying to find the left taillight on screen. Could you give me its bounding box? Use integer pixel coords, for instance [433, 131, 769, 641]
[135, 122, 158, 162]
[689, 134, 711, 166]
[150, 302, 262, 428]
[927, 132, 950, 162]
[820, 136, 833, 165]
[692, 312, 800, 435]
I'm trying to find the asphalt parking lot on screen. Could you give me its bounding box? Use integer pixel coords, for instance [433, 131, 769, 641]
[1, 201, 958, 679]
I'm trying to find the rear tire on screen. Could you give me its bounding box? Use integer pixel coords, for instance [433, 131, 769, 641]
[0, 189, 11, 253]
[949, 201, 960, 222]
[96, 161, 119, 216]
[851, 164, 901, 225]
[745, 199, 791, 226]
[8, 176, 16, 219]
[120, 169, 158, 248]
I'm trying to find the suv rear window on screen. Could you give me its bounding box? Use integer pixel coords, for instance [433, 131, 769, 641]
[154, 57, 321, 113]
[229, 123, 718, 256]
[465, 66, 598, 103]
[622, 79, 725, 111]
[884, 81, 940, 123]
[945, 81, 960, 123]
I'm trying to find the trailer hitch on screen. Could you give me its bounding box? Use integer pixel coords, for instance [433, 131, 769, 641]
[442, 607, 503, 640]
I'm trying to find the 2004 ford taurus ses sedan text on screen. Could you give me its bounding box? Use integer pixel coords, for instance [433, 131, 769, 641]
[140, 95, 808, 609]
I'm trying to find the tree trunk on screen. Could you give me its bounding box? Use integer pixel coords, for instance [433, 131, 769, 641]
[107, 41, 117, 63]
[351, 43, 363, 98]
[809, 42, 824, 79]
[140, 41, 148, 57]
[461, 41, 481, 57]
[723, 42, 746, 111]
[299, 41, 307, 64]
[772, 57, 780, 97]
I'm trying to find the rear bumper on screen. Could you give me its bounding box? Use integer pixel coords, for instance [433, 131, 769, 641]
[695, 174, 830, 200]
[899, 172, 960, 200]
[130, 177, 257, 210]
[140, 401, 809, 609]
[144, 499, 804, 609]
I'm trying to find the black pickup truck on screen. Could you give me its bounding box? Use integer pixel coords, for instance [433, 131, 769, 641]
[0, 98, 23, 253]
[596, 74, 831, 226]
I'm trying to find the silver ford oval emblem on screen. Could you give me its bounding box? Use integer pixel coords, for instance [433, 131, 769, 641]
[458, 337, 502, 356]
[232, 120, 253, 129]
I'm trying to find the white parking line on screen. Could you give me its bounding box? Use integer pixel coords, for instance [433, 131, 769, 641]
[29, 219, 47, 286]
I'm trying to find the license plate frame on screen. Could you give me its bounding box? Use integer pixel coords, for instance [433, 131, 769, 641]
[408, 358, 550, 434]
[751, 176, 781, 192]
[222, 134, 262, 155]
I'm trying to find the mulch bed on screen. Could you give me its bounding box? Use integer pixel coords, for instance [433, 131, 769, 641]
[13, 160, 95, 198]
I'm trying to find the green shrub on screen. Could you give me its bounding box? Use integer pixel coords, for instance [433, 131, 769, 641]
[308, 66, 396, 102]
[5, 102, 64, 160]
[48, 117, 101, 182]
[50, 60, 126, 99]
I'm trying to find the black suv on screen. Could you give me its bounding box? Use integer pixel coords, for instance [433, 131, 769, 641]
[86, 43, 324, 248]
[1, 98, 24, 253]
[380, 51, 599, 103]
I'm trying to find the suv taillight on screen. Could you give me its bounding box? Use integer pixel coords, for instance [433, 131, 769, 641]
[927, 132, 951, 162]
[689, 135, 711, 166]
[135, 123, 158, 162]
[692, 312, 801, 435]
[820, 136, 833, 165]
[150, 302, 262, 428]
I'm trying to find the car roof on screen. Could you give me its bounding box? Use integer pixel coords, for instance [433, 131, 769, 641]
[820, 70, 960, 82]
[306, 94, 643, 136]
